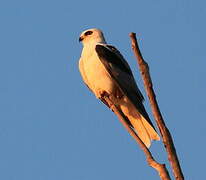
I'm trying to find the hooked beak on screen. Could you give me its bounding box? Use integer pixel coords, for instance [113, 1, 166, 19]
[79, 36, 84, 42]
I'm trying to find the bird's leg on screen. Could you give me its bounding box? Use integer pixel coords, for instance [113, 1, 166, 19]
[99, 90, 110, 107]
[98, 90, 115, 110]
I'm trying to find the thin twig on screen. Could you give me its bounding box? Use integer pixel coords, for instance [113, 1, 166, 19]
[102, 95, 171, 180]
[129, 32, 184, 180]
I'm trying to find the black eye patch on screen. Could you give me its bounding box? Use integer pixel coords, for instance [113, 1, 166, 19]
[84, 31, 93, 36]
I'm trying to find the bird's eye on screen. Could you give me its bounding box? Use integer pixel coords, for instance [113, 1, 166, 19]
[84, 31, 93, 36]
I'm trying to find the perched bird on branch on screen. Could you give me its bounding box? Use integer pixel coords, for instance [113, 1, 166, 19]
[78, 28, 160, 148]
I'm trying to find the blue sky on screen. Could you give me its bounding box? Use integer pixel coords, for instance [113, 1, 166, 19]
[0, 0, 205, 179]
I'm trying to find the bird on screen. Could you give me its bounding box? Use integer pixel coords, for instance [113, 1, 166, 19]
[78, 28, 160, 148]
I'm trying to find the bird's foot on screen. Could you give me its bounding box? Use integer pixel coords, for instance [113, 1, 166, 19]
[98, 90, 110, 108]
[99, 90, 109, 99]
[98, 90, 115, 110]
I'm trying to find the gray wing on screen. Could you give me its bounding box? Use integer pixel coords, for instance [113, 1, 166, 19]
[95, 44, 155, 128]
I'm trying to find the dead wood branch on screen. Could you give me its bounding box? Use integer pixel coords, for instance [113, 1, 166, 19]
[102, 95, 171, 180]
[129, 32, 184, 180]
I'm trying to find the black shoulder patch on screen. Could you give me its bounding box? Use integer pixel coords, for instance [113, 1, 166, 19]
[95, 45, 132, 76]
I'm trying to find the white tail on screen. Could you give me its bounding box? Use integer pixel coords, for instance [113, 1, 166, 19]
[129, 115, 160, 148]
[118, 97, 160, 148]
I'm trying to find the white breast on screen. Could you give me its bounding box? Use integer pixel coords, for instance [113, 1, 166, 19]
[80, 48, 114, 98]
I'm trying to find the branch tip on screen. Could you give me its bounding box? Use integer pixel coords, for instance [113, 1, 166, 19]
[129, 32, 184, 180]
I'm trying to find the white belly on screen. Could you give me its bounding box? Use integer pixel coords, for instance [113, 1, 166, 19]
[82, 53, 114, 97]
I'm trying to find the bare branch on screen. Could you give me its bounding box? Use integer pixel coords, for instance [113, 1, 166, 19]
[129, 32, 184, 180]
[102, 95, 171, 180]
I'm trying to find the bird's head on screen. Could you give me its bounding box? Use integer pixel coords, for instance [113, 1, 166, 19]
[79, 28, 106, 46]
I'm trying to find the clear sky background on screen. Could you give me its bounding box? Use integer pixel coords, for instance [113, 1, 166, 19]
[0, 0, 205, 179]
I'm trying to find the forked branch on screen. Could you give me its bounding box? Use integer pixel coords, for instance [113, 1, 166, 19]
[102, 95, 171, 180]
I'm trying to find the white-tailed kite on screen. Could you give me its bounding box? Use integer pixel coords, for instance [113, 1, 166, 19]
[78, 28, 160, 148]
